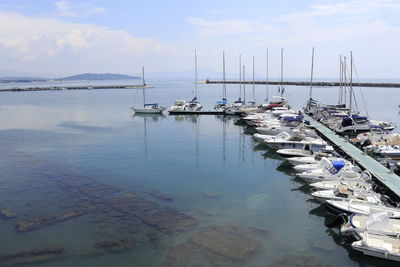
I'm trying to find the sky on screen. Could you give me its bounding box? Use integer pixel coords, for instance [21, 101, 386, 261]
[0, 0, 400, 79]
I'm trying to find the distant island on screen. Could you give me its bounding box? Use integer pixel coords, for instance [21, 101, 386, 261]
[60, 73, 140, 81]
[0, 73, 140, 83]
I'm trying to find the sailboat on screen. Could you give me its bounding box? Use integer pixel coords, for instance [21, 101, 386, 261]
[225, 54, 244, 115]
[247, 55, 256, 107]
[170, 49, 202, 112]
[262, 49, 288, 110]
[261, 49, 270, 107]
[130, 67, 165, 114]
[214, 51, 229, 111]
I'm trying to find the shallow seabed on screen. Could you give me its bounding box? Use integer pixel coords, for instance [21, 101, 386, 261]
[0, 81, 399, 266]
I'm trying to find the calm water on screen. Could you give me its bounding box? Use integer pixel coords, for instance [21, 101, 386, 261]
[0, 80, 399, 266]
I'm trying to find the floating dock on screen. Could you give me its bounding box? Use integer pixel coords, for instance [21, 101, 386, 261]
[168, 110, 224, 115]
[0, 85, 153, 92]
[304, 114, 400, 198]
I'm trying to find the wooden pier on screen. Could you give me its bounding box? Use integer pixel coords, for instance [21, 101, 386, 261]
[304, 114, 400, 199]
[204, 80, 400, 88]
[0, 85, 153, 92]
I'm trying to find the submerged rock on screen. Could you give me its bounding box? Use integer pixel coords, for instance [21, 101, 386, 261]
[142, 209, 198, 233]
[165, 242, 237, 267]
[312, 240, 336, 252]
[17, 208, 92, 232]
[78, 183, 120, 198]
[95, 239, 135, 252]
[264, 255, 333, 267]
[189, 225, 263, 260]
[58, 176, 93, 187]
[105, 194, 159, 215]
[0, 246, 64, 265]
[165, 225, 264, 267]
[147, 191, 174, 202]
[0, 208, 16, 219]
[246, 194, 268, 211]
[202, 192, 220, 198]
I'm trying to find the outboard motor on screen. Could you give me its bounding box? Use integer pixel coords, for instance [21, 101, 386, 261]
[326, 213, 348, 228]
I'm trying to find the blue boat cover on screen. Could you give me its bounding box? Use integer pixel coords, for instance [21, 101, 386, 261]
[332, 160, 345, 172]
[282, 116, 304, 122]
[352, 115, 368, 120]
[144, 103, 158, 106]
[216, 100, 227, 104]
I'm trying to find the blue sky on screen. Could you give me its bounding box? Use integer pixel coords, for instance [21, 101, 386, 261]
[1, 0, 400, 79]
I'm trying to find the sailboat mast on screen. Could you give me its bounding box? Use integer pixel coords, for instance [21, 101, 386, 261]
[243, 65, 246, 104]
[142, 66, 146, 107]
[309, 47, 315, 100]
[222, 50, 226, 99]
[349, 51, 353, 115]
[339, 55, 343, 105]
[343, 56, 348, 108]
[266, 49, 269, 101]
[252, 55, 255, 102]
[280, 48, 284, 96]
[239, 54, 242, 99]
[194, 49, 198, 98]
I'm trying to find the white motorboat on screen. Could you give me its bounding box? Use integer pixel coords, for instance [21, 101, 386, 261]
[326, 199, 400, 217]
[277, 148, 313, 157]
[370, 145, 400, 157]
[311, 187, 381, 204]
[286, 156, 317, 165]
[310, 179, 371, 191]
[352, 232, 400, 262]
[265, 136, 327, 150]
[261, 96, 288, 110]
[276, 142, 334, 157]
[170, 100, 187, 111]
[297, 160, 367, 183]
[341, 212, 400, 239]
[185, 97, 203, 111]
[293, 157, 339, 172]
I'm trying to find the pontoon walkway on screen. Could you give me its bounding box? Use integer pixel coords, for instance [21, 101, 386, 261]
[304, 114, 400, 199]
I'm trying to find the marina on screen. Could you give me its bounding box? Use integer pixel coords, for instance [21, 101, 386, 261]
[0, 80, 399, 266]
[3, 0, 400, 266]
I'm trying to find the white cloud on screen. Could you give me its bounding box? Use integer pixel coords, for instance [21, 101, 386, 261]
[55, 0, 105, 17]
[55, 1, 76, 17]
[185, 0, 400, 78]
[0, 11, 169, 74]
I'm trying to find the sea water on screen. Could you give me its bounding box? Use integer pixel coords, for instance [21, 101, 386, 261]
[0, 80, 398, 266]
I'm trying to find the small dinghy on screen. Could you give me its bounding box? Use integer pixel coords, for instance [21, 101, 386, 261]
[341, 212, 400, 239]
[352, 232, 400, 262]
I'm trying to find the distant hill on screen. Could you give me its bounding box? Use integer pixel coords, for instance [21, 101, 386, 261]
[0, 76, 46, 83]
[61, 73, 140, 81]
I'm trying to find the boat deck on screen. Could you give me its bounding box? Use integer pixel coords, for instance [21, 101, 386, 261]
[304, 114, 400, 198]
